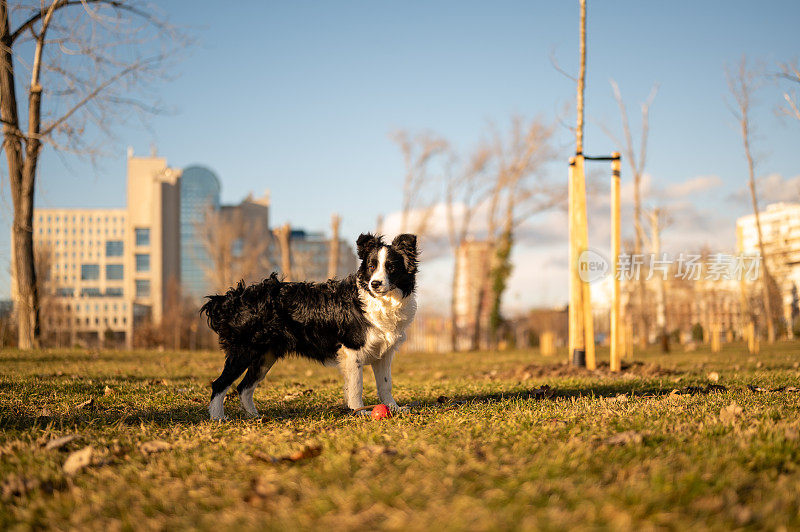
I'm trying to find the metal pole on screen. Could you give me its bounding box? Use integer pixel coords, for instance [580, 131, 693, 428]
[610, 153, 621, 372]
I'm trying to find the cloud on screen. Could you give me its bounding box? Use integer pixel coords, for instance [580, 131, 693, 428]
[727, 173, 800, 205]
[662, 175, 723, 198]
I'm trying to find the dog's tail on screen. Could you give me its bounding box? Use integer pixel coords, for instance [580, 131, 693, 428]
[199, 280, 247, 334]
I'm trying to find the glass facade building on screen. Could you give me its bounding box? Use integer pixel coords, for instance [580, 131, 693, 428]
[180, 165, 221, 299]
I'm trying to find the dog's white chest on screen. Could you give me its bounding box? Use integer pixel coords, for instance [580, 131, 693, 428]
[359, 289, 417, 357]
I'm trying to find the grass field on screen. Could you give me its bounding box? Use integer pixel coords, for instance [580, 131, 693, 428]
[2, 342, 800, 531]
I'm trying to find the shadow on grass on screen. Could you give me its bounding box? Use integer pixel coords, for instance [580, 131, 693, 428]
[1, 379, 734, 431]
[409, 381, 731, 410]
[0, 401, 363, 431]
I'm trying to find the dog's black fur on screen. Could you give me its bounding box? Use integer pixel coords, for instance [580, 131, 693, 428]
[200, 233, 417, 417]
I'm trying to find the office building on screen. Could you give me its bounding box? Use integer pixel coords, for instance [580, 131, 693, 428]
[180, 166, 221, 299]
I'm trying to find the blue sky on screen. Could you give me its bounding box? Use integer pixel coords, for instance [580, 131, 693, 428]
[1, 1, 799, 308]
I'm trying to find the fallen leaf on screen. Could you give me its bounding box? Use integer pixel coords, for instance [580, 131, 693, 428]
[720, 402, 743, 424]
[604, 431, 643, 445]
[75, 398, 94, 410]
[139, 440, 171, 454]
[63, 446, 93, 475]
[287, 444, 322, 461]
[103, 385, 113, 396]
[707, 372, 720, 382]
[44, 434, 79, 451]
[253, 443, 323, 464]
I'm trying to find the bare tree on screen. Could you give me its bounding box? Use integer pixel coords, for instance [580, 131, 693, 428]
[196, 207, 273, 292]
[603, 80, 658, 347]
[647, 208, 671, 352]
[1, 1, 185, 349]
[726, 56, 777, 344]
[471, 117, 561, 349]
[778, 61, 800, 121]
[391, 130, 447, 236]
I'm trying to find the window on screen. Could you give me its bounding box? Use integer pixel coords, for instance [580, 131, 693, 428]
[135, 228, 150, 246]
[232, 238, 244, 258]
[106, 240, 123, 257]
[81, 288, 102, 297]
[106, 287, 123, 297]
[135, 280, 150, 298]
[135, 254, 150, 272]
[81, 264, 100, 280]
[106, 264, 124, 280]
[56, 287, 74, 297]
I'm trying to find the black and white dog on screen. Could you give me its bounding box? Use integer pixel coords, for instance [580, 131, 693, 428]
[200, 233, 418, 420]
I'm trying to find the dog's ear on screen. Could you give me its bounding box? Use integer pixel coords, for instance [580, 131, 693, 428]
[391, 234, 418, 272]
[356, 233, 381, 261]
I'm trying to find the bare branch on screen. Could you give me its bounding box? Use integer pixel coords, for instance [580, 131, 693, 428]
[40, 54, 162, 137]
[391, 129, 447, 236]
[548, 46, 577, 82]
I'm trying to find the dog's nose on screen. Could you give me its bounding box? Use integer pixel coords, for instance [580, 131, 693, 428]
[370, 280, 383, 289]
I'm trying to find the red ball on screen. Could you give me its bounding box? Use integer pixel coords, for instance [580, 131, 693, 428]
[371, 404, 392, 420]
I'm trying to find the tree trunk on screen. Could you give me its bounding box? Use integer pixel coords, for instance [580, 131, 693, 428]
[651, 210, 669, 352]
[1, 0, 41, 349]
[450, 249, 461, 352]
[743, 115, 775, 344]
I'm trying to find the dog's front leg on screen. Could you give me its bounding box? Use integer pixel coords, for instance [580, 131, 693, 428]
[371, 350, 405, 412]
[340, 350, 366, 413]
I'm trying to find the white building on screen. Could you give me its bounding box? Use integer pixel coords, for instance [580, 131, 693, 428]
[737, 202, 800, 332]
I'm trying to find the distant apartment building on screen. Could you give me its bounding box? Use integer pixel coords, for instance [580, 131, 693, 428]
[737, 202, 800, 330]
[28, 207, 130, 346]
[453, 239, 493, 347]
[19, 152, 181, 347]
[289, 229, 358, 282]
